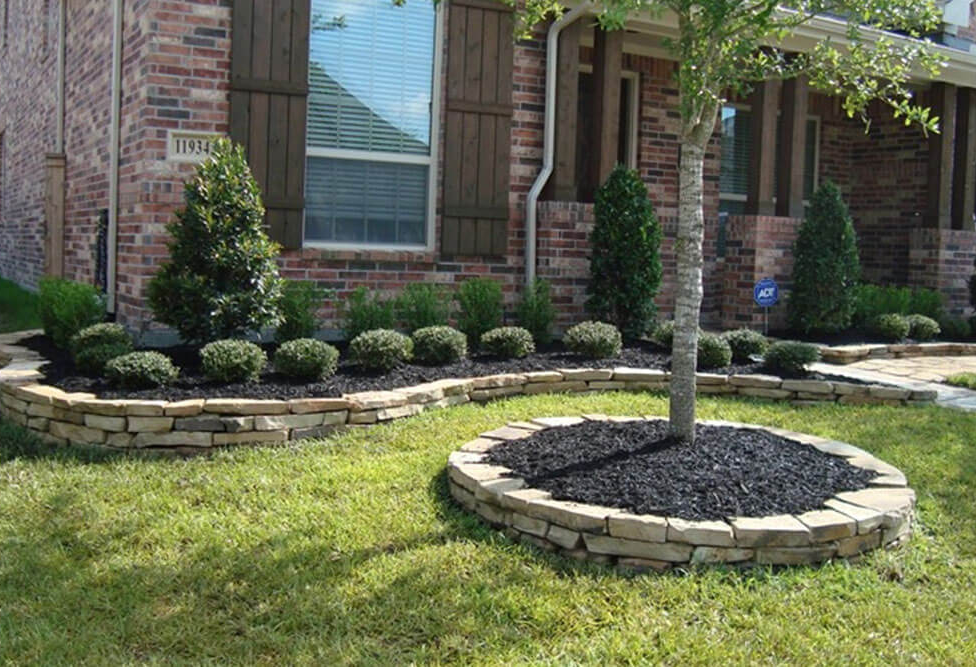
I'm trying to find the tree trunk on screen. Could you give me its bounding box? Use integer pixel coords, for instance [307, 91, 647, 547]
[669, 121, 713, 443]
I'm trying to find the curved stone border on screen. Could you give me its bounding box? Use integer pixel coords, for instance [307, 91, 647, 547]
[820, 342, 976, 365]
[448, 416, 915, 571]
[0, 332, 937, 454]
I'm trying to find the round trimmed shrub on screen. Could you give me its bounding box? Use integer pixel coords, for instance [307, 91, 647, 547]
[411, 326, 467, 365]
[721, 328, 769, 363]
[480, 326, 535, 359]
[651, 320, 704, 348]
[273, 338, 339, 380]
[200, 339, 267, 383]
[762, 341, 821, 377]
[870, 313, 910, 342]
[105, 351, 180, 389]
[75, 343, 133, 376]
[906, 314, 940, 342]
[697, 333, 732, 370]
[70, 323, 132, 355]
[349, 329, 413, 371]
[563, 321, 622, 359]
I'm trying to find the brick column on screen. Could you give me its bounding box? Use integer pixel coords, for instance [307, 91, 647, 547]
[926, 82, 957, 229]
[745, 79, 781, 216]
[909, 228, 976, 315]
[776, 75, 808, 218]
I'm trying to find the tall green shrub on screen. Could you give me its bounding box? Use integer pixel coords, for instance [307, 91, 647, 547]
[787, 181, 861, 334]
[147, 139, 283, 344]
[38, 278, 106, 349]
[456, 278, 503, 346]
[516, 278, 556, 345]
[395, 283, 451, 332]
[341, 287, 396, 341]
[275, 281, 327, 343]
[586, 165, 662, 340]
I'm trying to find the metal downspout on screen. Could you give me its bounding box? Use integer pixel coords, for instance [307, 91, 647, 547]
[108, 0, 123, 312]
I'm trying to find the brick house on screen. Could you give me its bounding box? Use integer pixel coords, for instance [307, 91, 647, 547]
[1, 0, 975, 338]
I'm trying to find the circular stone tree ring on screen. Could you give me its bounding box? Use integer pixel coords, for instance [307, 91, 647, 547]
[447, 416, 914, 570]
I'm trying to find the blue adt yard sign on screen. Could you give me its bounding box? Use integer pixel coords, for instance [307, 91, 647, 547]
[754, 278, 779, 307]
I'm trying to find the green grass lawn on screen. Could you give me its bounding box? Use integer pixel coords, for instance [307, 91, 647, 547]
[946, 373, 976, 390]
[2, 392, 976, 664]
[0, 277, 40, 334]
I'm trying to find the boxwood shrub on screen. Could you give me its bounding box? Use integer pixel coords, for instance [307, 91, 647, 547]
[762, 341, 820, 377]
[697, 333, 732, 370]
[349, 329, 413, 371]
[870, 313, 910, 342]
[480, 326, 535, 359]
[906, 314, 940, 342]
[273, 338, 339, 380]
[38, 277, 106, 349]
[721, 328, 769, 363]
[200, 339, 267, 383]
[411, 326, 467, 365]
[75, 343, 133, 377]
[563, 321, 622, 359]
[105, 351, 180, 389]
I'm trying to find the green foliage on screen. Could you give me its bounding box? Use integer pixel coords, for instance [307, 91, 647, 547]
[697, 333, 732, 370]
[276, 281, 328, 344]
[908, 289, 944, 321]
[341, 287, 396, 341]
[870, 313, 910, 342]
[516, 278, 556, 345]
[349, 329, 413, 371]
[586, 165, 662, 340]
[200, 339, 267, 383]
[563, 321, 622, 359]
[395, 284, 451, 333]
[410, 326, 467, 365]
[855, 285, 943, 325]
[273, 338, 339, 381]
[906, 314, 940, 342]
[721, 328, 769, 363]
[147, 139, 283, 344]
[651, 320, 702, 349]
[456, 278, 504, 346]
[787, 182, 860, 334]
[946, 372, 976, 390]
[762, 341, 821, 377]
[38, 277, 105, 349]
[480, 326, 536, 360]
[939, 315, 972, 341]
[104, 351, 179, 389]
[0, 278, 41, 334]
[69, 323, 131, 355]
[75, 343, 133, 377]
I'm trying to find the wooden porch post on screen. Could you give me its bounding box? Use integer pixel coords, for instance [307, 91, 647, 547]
[44, 153, 66, 277]
[952, 87, 976, 230]
[926, 82, 957, 229]
[745, 79, 781, 216]
[776, 75, 809, 218]
[550, 19, 581, 201]
[588, 27, 622, 196]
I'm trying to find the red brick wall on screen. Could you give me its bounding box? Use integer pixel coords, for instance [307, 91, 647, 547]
[909, 228, 976, 315]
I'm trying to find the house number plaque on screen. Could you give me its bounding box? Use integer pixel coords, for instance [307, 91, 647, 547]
[167, 131, 223, 163]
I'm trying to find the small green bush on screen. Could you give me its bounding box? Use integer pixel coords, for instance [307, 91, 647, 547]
[273, 338, 339, 380]
[75, 343, 133, 376]
[906, 314, 940, 342]
[563, 321, 622, 359]
[909, 289, 944, 321]
[276, 281, 328, 343]
[480, 326, 535, 359]
[762, 341, 821, 377]
[946, 372, 976, 390]
[200, 339, 267, 383]
[651, 320, 703, 348]
[38, 277, 106, 349]
[721, 328, 769, 363]
[697, 333, 733, 370]
[411, 326, 467, 365]
[456, 278, 503, 346]
[939, 315, 972, 341]
[395, 284, 451, 333]
[516, 278, 556, 345]
[870, 313, 910, 342]
[105, 351, 180, 389]
[70, 323, 131, 354]
[854, 285, 943, 325]
[341, 287, 396, 341]
[349, 329, 413, 371]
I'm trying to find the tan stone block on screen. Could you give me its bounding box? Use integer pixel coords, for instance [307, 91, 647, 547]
[474, 500, 510, 526]
[697, 384, 736, 394]
[288, 397, 350, 414]
[50, 392, 96, 409]
[530, 416, 585, 428]
[222, 416, 256, 433]
[523, 381, 587, 395]
[213, 430, 288, 446]
[804, 438, 870, 459]
[695, 372, 729, 385]
[512, 512, 549, 537]
[506, 421, 546, 431]
[254, 413, 324, 431]
[84, 414, 127, 432]
[343, 391, 408, 412]
[583, 534, 694, 562]
[460, 437, 501, 453]
[106, 432, 134, 448]
[348, 410, 378, 425]
[823, 498, 887, 534]
[480, 425, 536, 441]
[448, 463, 511, 493]
[589, 381, 627, 391]
[124, 401, 168, 416]
[836, 531, 882, 557]
[321, 410, 348, 426]
[471, 373, 527, 389]
[667, 518, 735, 547]
[76, 399, 129, 416]
[0, 369, 44, 384]
[869, 474, 908, 487]
[4, 410, 28, 426]
[523, 371, 563, 383]
[427, 394, 471, 410]
[50, 407, 84, 425]
[559, 368, 613, 381]
[49, 421, 107, 444]
[796, 509, 857, 542]
[754, 545, 836, 565]
[470, 386, 524, 402]
[546, 524, 582, 550]
[474, 477, 525, 503]
[738, 387, 794, 400]
[730, 515, 811, 547]
[729, 374, 783, 388]
[127, 417, 174, 433]
[12, 384, 66, 404]
[26, 402, 56, 418]
[1, 395, 28, 413]
[26, 417, 49, 432]
[909, 389, 938, 401]
[449, 482, 477, 511]
[625, 381, 669, 392]
[175, 416, 226, 432]
[498, 488, 552, 512]
[608, 513, 668, 543]
[581, 413, 609, 421]
[523, 498, 613, 533]
[164, 399, 205, 416]
[834, 487, 916, 519]
[690, 546, 755, 564]
[831, 382, 868, 396]
[868, 386, 911, 400]
[613, 367, 668, 382]
[846, 455, 906, 483]
[398, 383, 445, 404]
[782, 379, 833, 394]
[203, 399, 289, 415]
[132, 431, 212, 448]
[377, 403, 424, 421]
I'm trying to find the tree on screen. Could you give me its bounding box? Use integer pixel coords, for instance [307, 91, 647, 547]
[787, 181, 861, 334]
[587, 164, 663, 340]
[509, 0, 941, 442]
[148, 139, 284, 344]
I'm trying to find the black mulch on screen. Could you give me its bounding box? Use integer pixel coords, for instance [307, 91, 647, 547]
[19, 334, 869, 401]
[485, 420, 875, 521]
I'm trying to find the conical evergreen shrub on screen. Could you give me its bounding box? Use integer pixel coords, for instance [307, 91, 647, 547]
[586, 164, 663, 340]
[787, 181, 861, 334]
[148, 139, 283, 344]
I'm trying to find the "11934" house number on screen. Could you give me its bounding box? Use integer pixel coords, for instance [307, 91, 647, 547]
[167, 131, 223, 163]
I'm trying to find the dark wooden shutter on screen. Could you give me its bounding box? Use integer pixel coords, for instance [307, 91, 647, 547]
[441, 0, 514, 256]
[230, 0, 309, 249]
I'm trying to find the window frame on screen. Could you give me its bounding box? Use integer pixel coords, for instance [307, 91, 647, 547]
[302, 0, 444, 252]
[718, 102, 821, 211]
[578, 64, 640, 171]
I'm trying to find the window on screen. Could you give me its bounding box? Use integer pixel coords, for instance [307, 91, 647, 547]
[576, 68, 639, 196]
[719, 105, 819, 214]
[304, 0, 439, 249]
